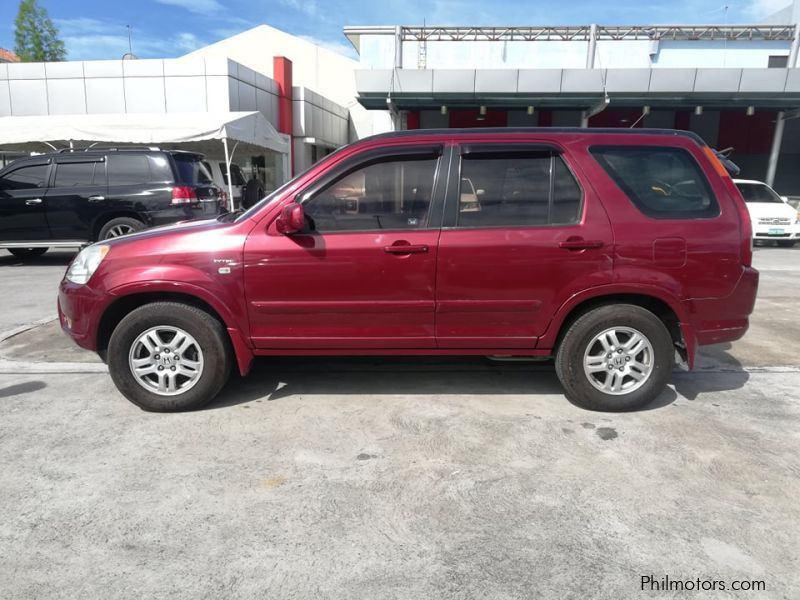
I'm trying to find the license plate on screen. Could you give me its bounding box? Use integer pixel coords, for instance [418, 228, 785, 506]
[768, 228, 785, 235]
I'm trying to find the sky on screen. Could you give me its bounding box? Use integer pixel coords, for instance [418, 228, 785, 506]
[0, 0, 790, 62]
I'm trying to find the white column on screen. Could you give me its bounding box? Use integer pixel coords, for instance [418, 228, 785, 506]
[222, 137, 235, 212]
[766, 112, 785, 188]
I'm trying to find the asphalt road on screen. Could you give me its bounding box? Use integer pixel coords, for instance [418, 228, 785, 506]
[0, 245, 798, 599]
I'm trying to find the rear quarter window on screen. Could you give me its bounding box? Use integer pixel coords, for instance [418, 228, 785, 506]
[590, 146, 719, 219]
[108, 154, 151, 186]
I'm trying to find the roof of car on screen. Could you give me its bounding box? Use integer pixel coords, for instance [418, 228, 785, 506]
[732, 179, 768, 185]
[361, 127, 707, 145]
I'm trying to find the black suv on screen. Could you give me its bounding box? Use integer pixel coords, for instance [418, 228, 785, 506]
[0, 148, 226, 258]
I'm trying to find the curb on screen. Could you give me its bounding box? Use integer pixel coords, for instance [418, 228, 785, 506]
[0, 316, 108, 374]
[0, 315, 59, 345]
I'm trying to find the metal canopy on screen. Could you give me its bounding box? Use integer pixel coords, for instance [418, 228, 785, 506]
[344, 24, 797, 51]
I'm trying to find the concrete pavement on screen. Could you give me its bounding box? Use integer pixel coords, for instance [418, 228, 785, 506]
[0, 246, 798, 599]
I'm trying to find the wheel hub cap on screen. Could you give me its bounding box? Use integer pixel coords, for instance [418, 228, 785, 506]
[128, 326, 204, 396]
[583, 326, 654, 396]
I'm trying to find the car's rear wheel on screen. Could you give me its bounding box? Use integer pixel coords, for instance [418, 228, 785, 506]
[98, 217, 144, 240]
[7, 247, 48, 259]
[555, 304, 673, 411]
[776, 240, 796, 248]
[108, 302, 232, 412]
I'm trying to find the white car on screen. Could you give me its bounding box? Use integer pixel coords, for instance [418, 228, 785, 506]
[734, 179, 800, 247]
[202, 160, 247, 207]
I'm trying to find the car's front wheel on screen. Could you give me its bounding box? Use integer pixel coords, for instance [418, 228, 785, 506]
[108, 302, 232, 411]
[776, 240, 796, 248]
[555, 304, 673, 411]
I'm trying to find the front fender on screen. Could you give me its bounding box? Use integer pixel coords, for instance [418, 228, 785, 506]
[104, 275, 254, 376]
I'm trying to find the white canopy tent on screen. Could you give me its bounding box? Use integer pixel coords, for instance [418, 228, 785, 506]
[0, 111, 290, 209]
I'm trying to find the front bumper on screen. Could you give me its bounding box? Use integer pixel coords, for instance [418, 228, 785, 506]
[58, 279, 107, 352]
[752, 224, 799, 240]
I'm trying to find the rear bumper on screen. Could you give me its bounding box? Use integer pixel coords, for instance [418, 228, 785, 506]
[682, 267, 759, 362]
[145, 203, 226, 227]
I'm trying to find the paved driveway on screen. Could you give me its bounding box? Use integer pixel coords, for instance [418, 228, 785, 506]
[0, 246, 798, 599]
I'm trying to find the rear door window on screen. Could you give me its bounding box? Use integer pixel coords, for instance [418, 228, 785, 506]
[54, 161, 101, 187]
[456, 151, 582, 228]
[590, 146, 719, 219]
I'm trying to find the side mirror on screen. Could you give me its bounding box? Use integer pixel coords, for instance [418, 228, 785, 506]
[275, 203, 305, 235]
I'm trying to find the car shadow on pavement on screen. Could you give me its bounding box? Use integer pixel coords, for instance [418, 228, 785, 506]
[0, 380, 47, 399]
[208, 356, 680, 413]
[671, 343, 750, 402]
[0, 251, 78, 267]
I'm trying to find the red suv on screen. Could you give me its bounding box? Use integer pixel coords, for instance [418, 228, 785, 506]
[58, 128, 759, 412]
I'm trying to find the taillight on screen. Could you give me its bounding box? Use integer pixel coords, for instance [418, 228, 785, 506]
[700, 146, 752, 267]
[724, 177, 754, 267]
[171, 185, 197, 205]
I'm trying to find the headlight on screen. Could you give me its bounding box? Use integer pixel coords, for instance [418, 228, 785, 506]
[66, 244, 110, 284]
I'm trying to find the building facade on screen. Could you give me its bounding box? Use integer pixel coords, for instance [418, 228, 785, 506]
[0, 25, 356, 184]
[346, 21, 800, 193]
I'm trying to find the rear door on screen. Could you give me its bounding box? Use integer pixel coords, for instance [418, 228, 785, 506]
[435, 143, 613, 348]
[45, 156, 107, 240]
[0, 160, 52, 241]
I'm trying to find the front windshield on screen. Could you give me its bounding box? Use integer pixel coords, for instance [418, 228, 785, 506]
[736, 182, 784, 204]
[234, 145, 350, 223]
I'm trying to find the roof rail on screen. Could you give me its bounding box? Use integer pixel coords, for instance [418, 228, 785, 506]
[56, 145, 161, 153]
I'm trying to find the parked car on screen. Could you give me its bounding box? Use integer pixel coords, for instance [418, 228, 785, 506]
[734, 179, 800, 247]
[58, 128, 759, 413]
[0, 148, 227, 259]
[202, 159, 246, 208]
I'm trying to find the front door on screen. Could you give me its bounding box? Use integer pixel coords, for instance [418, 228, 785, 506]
[0, 160, 51, 241]
[435, 143, 614, 348]
[244, 144, 446, 349]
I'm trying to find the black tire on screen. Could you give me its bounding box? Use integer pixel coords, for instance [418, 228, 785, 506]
[108, 302, 232, 412]
[98, 217, 144, 240]
[7, 247, 48, 259]
[555, 304, 673, 412]
[776, 240, 796, 248]
[242, 178, 264, 209]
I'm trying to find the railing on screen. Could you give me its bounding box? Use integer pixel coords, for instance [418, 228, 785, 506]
[344, 24, 797, 43]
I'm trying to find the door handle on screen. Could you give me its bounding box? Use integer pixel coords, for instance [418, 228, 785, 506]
[384, 244, 429, 254]
[558, 238, 604, 250]
[88, 195, 105, 202]
[25, 198, 43, 205]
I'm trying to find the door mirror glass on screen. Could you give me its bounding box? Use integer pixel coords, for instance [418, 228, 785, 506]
[276, 203, 306, 235]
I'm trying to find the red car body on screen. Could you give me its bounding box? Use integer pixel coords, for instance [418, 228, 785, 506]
[59, 128, 758, 380]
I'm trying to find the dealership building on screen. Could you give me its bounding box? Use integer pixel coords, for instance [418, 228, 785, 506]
[3, 2, 800, 193]
[347, 15, 800, 192]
